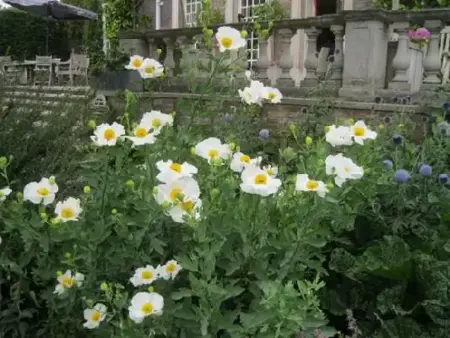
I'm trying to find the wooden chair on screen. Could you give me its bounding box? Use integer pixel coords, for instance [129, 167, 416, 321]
[57, 52, 90, 86]
[0, 56, 23, 85]
[34, 56, 53, 86]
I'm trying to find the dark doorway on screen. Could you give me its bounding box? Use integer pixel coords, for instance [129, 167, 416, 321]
[316, 0, 337, 56]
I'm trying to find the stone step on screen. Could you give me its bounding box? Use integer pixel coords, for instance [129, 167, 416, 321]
[2, 85, 92, 94]
[3, 91, 91, 102]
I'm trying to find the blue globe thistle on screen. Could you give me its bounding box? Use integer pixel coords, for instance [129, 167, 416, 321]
[395, 169, 410, 183]
[443, 102, 450, 111]
[439, 173, 449, 184]
[419, 164, 432, 177]
[383, 159, 394, 170]
[393, 135, 402, 145]
[438, 121, 450, 136]
[259, 129, 270, 140]
[224, 113, 233, 122]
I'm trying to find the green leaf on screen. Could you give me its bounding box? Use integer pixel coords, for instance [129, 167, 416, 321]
[171, 289, 192, 300]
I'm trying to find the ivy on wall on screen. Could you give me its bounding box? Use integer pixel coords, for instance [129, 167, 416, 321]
[373, 0, 450, 9]
[0, 9, 70, 60]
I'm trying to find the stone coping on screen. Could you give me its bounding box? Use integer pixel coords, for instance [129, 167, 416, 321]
[119, 9, 450, 40]
[99, 90, 421, 113]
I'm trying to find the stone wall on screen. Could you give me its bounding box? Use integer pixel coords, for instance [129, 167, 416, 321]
[353, 0, 374, 10]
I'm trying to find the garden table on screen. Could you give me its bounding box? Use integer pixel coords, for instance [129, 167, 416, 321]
[4, 58, 61, 85]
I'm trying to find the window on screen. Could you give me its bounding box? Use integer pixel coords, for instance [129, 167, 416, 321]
[185, 0, 202, 27]
[239, 0, 266, 69]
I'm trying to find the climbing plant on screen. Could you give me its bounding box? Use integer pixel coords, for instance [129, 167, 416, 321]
[373, 0, 450, 9]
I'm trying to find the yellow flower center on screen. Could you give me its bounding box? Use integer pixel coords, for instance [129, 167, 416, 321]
[254, 173, 268, 185]
[104, 128, 116, 141]
[306, 180, 319, 191]
[208, 149, 219, 158]
[141, 270, 154, 280]
[37, 187, 50, 196]
[170, 163, 182, 173]
[132, 59, 143, 68]
[145, 66, 155, 74]
[61, 207, 75, 219]
[91, 311, 101, 322]
[354, 126, 365, 137]
[240, 154, 250, 163]
[268, 92, 276, 100]
[181, 200, 195, 213]
[170, 188, 183, 201]
[152, 118, 162, 128]
[344, 166, 351, 173]
[221, 37, 233, 48]
[135, 127, 148, 138]
[141, 302, 154, 315]
[166, 263, 177, 273]
[61, 276, 74, 288]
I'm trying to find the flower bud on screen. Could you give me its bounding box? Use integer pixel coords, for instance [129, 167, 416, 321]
[88, 120, 96, 129]
[87, 299, 94, 307]
[51, 218, 59, 226]
[123, 112, 129, 119]
[0, 156, 7, 169]
[228, 142, 236, 151]
[100, 282, 109, 292]
[190, 147, 196, 155]
[0, 191, 3, 197]
[56, 271, 63, 276]
[64, 252, 71, 259]
[324, 125, 331, 133]
[326, 181, 334, 190]
[211, 157, 223, 167]
[172, 110, 177, 117]
[83, 186, 91, 194]
[378, 124, 385, 130]
[261, 29, 270, 38]
[49, 176, 56, 185]
[156, 48, 162, 55]
[131, 122, 138, 129]
[347, 118, 355, 125]
[254, 23, 261, 30]
[210, 188, 220, 198]
[125, 180, 135, 188]
[205, 29, 213, 37]
[16, 192, 23, 202]
[289, 123, 297, 133]
[161, 201, 171, 210]
[240, 30, 248, 38]
[147, 286, 154, 293]
[281, 147, 296, 161]
[364, 168, 370, 174]
[305, 136, 313, 145]
[152, 187, 159, 195]
[398, 123, 404, 129]
[235, 146, 240, 153]
[40, 212, 48, 221]
[111, 209, 118, 215]
[317, 159, 325, 167]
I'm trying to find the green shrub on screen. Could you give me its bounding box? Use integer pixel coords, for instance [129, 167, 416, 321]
[2, 26, 450, 338]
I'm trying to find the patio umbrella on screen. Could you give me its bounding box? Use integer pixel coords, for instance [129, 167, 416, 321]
[3, 0, 97, 53]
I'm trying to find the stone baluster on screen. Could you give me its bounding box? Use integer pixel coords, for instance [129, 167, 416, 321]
[388, 22, 411, 91]
[302, 27, 321, 88]
[256, 35, 271, 85]
[275, 28, 295, 87]
[163, 37, 177, 77]
[422, 19, 443, 88]
[328, 25, 345, 87]
[147, 38, 159, 59]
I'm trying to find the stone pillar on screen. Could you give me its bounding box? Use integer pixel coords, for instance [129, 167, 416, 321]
[119, 38, 148, 57]
[256, 36, 271, 85]
[422, 19, 444, 88]
[275, 28, 295, 87]
[328, 24, 345, 87]
[339, 14, 389, 100]
[163, 37, 176, 76]
[388, 22, 411, 91]
[302, 27, 320, 88]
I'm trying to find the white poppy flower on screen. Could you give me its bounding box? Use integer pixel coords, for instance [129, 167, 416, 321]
[137, 58, 164, 79]
[240, 166, 282, 196]
[125, 55, 144, 70]
[244, 70, 252, 80]
[54, 270, 85, 295]
[157, 260, 182, 280]
[125, 124, 157, 146]
[24, 178, 57, 205]
[130, 265, 158, 287]
[167, 198, 202, 223]
[295, 174, 328, 198]
[154, 176, 201, 206]
[83, 303, 107, 329]
[263, 165, 278, 177]
[91, 122, 125, 147]
[215, 26, 246, 52]
[128, 292, 164, 324]
[194, 137, 231, 164]
[230, 152, 260, 173]
[48, 175, 59, 193]
[0, 187, 12, 201]
[351, 120, 377, 145]
[262, 87, 283, 104]
[325, 125, 354, 147]
[55, 197, 82, 222]
[156, 160, 198, 184]
[140, 110, 173, 135]
[325, 154, 364, 187]
[238, 80, 265, 106]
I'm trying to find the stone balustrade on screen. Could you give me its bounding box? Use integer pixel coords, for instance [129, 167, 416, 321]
[119, 8, 450, 102]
